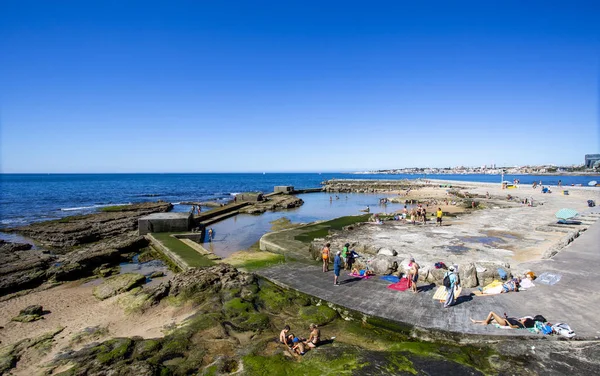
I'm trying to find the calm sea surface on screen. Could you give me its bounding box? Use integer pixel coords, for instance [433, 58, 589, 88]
[1, 173, 597, 229]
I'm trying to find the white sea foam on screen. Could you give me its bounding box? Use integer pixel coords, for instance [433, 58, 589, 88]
[230, 192, 241, 196]
[60, 203, 132, 211]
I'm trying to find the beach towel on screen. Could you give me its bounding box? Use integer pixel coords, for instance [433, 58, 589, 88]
[348, 273, 371, 280]
[536, 272, 562, 286]
[474, 280, 504, 296]
[387, 278, 410, 291]
[493, 323, 537, 333]
[380, 275, 400, 283]
[432, 285, 462, 301]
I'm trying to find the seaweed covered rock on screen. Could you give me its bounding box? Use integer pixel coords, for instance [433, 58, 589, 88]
[11, 305, 45, 322]
[93, 273, 146, 300]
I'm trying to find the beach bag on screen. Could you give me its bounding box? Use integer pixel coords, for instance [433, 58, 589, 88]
[534, 321, 553, 335]
[497, 268, 508, 280]
[552, 323, 575, 338]
[443, 273, 452, 288]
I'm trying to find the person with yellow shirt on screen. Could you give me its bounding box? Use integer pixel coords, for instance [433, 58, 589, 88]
[436, 208, 443, 227]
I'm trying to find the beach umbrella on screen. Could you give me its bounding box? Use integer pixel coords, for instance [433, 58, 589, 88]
[589, 180, 597, 186]
[555, 208, 579, 220]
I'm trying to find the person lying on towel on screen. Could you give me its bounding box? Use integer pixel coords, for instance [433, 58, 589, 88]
[470, 312, 535, 329]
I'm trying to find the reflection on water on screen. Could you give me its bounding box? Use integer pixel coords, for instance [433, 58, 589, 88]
[205, 192, 416, 257]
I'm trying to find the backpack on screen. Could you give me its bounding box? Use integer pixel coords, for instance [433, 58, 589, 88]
[443, 273, 452, 288]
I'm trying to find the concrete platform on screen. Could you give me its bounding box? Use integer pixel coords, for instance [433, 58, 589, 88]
[258, 211, 600, 340]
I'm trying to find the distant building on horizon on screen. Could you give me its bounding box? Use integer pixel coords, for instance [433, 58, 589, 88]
[585, 154, 600, 168]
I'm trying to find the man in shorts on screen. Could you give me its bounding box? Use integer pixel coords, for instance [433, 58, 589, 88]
[333, 250, 342, 285]
[436, 207, 443, 226]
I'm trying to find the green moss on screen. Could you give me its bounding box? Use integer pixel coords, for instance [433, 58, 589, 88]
[242, 348, 368, 376]
[96, 338, 133, 364]
[223, 298, 253, 317]
[385, 353, 418, 374]
[152, 233, 214, 268]
[99, 205, 131, 212]
[257, 284, 293, 312]
[235, 253, 286, 271]
[237, 312, 271, 331]
[132, 339, 161, 360]
[298, 305, 338, 326]
[294, 214, 370, 243]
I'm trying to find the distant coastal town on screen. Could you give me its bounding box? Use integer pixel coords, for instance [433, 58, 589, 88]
[355, 154, 600, 176]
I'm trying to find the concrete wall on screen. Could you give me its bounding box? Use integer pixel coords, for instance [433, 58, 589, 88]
[236, 192, 264, 202]
[274, 186, 294, 193]
[138, 213, 192, 235]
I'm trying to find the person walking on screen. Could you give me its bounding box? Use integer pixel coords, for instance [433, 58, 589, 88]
[333, 251, 342, 286]
[436, 207, 443, 227]
[443, 266, 459, 307]
[322, 243, 330, 272]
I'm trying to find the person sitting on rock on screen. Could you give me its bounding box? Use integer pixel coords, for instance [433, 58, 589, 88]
[305, 324, 321, 348]
[292, 337, 306, 355]
[279, 325, 292, 347]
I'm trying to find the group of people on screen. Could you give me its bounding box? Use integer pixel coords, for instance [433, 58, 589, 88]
[322, 243, 358, 285]
[189, 205, 202, 215]
[279, 324, 321, 355]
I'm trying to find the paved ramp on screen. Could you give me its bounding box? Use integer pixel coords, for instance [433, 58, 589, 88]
[258, 212, 600, 339]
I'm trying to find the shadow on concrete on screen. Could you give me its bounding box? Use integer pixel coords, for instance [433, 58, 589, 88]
[417, 283, 436, 292]
[340, 277, 363, 285]
[454, 294, 474, 306]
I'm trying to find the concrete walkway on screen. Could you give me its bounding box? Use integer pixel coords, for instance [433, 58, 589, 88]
[258, 209, 600, 340]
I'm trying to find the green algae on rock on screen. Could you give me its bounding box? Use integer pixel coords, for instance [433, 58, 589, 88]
[92, 273, 146, 300]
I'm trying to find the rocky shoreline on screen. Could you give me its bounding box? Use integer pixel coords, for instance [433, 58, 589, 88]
[1, 202, 171, 297]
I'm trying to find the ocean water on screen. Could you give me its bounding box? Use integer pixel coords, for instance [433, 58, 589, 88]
[0, 172, 597, 229]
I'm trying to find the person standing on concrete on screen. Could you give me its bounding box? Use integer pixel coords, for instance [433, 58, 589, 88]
[443, 266, 459, 307]
[408, 257, 419, 293]
[333, 251, 342, 286]
[341, 243, 349, 270]
[322, 243, 330, 272]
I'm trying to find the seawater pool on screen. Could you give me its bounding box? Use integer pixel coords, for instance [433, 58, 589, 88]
[201, 192, 416, 257]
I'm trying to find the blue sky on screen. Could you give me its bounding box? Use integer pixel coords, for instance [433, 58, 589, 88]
[1, 0, 598, 173]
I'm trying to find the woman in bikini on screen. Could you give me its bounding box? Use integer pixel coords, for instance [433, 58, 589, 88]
[470, 312, 534, 329]
[322, 243, 330, 272]
[305, 324, 320, 348]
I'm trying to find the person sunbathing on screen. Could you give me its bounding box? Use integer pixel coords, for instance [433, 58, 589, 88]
[470, 312, 535, 329]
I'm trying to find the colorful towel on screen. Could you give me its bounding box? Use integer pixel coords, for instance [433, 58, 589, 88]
[380, 275, 400, 283]
[348, 273, 371, 279]
[387, 278, 410, 291]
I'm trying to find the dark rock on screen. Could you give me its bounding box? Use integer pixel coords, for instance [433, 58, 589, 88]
[149, 271, 165, 279]
[0, 241, 56, 296]
[9, 202, 171, 249]
[21, 305, 43, 316]
[11, 305, 45, 323]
